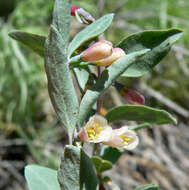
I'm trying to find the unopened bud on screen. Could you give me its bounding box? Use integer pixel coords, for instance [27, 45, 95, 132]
[96, 48, 126, 66]
[71, 5, 95, 24]
[82, 40, 113, 62]
[120, 88, 145, 105]
[71, 5, 80, 16]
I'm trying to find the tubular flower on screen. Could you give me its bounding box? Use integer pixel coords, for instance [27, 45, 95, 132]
[82, 40, 113, 62]
[104, 126, 139, 150]
[71, 6, 95, 24]
[78, 115, 112, 143]
[96, 47, 126, 66]
[71, 6, 80, 16]
[120, 88, 145, 105]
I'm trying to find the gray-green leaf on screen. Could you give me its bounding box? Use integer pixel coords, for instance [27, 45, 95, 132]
[78, 49, 150, 127]
[105, 105, 177, 125]
[8, 31, 46, 56]
[134, 184, 159, 190]
[25, 165, 61, 190]
[118, 28, 183, 77]
[73, 67, 89, 91]
[68, 13, 114, 57]
[58, 145, 98, 190]
[45, 25, 79, 138]
[53, 0, 71, 40]
[58, 145, 80, 190]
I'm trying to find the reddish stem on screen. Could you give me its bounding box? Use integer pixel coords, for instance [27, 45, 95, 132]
[97, 66, 101, 114]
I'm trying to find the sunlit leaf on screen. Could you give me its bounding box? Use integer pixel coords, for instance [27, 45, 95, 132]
[68, 13, 114, 57]
[78, 49, 150, 127]
[118, 28, 183, 77]
[105, 105, 177, 125]
[25, 165, 61, 190]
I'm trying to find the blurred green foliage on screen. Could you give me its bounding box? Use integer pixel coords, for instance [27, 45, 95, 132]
[1, 0, 189, 168]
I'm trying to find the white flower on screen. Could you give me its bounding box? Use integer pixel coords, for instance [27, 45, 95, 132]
[78, 115, 112, 143]
[104, 126, 139, 150]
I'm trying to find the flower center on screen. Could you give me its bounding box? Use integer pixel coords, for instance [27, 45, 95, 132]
[87, 123, 103, 140]
[120, 134, 131, 146]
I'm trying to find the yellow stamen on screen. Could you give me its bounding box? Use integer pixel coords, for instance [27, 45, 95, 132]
[87, 123, 103, 140]
[120, 134, 131, 146]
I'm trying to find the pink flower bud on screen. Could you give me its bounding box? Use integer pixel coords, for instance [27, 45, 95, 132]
[120, 88, 145, 105]
[78, 115, 112, 143]
[82, 40, 113, 62]
[71, 6, 80, 16]
[71, 6, 95, 24]
[104, 126, 139, 150]
[96, 48, 126, 66]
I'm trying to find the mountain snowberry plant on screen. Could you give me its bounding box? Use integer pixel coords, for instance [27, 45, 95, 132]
[9, 0, 183, 189]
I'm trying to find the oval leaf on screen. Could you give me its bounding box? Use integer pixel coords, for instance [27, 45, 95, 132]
[9, 31, 46, 56]
[58, 145, 80, 190]
[134, 184, 159, 190]
[100, 146, 123, 164]
[53, 0, 71, 39]
[105, 105, 177, 125]
[25, 165, 61, 190]
[58, 145, 98, 190]
[91, 156, 112, 174]
[68, 13, 114, 57]
[78, 49, 150, 127]
[45, 26, 79, 139]
[117, 28, 183, 77]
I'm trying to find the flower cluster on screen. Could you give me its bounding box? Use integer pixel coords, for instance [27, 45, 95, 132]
[78, 115, 139, 150]
[82, 40, 126, 66]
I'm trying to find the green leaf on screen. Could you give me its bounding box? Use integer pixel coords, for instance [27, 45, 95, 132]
[58, 145, 80, 190]
[128, 123, 151, 131]
[58, 145, 98, 190]
[134, 184, 159, 190]
[80, 149, 99, 190]
[45, 25, 79, 139]
[91, 156, 112, 174]
[25, 165, 61, 190]
[118, 28, 183, 77]
[78, 49, 150, 127]
[73, 67, 89, 91]
[68, 13, 114, 57]
[105, 105, 177, 125]
[53, 0, 71, 40]
[9, 31, 46, 56]
[100, 146, 123, 164]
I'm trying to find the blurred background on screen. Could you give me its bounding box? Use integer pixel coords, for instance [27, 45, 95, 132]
[0, 0, 189, 189]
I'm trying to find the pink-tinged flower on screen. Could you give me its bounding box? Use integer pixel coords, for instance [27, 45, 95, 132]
[96, 48, 126, 66]
[82, 40, 113, 62]
[104, 126, 139, 150]
[71, 6, 95, 24]
[120, 88, 145, 105]
[78, 115, 112, 143]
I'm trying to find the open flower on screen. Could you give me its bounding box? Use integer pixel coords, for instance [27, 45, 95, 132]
[96, 47, 126, 66]
[104, 126, 139, 150]
[78, 115, 112, 143]
[82, 40, 113, 62]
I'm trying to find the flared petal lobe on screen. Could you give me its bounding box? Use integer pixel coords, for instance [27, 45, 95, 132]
[78, 115, 112, 143]
[105, 126, 139, 150]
